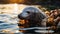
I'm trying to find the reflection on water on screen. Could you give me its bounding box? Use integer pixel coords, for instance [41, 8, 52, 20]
[0, 14, 54, 34]
[0, 14, 20, 33]
[0, 4, 59, 34]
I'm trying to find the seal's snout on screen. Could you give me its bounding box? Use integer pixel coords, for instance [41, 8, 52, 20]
[18, 14, 26, 19]
[18, 14, 22, 19]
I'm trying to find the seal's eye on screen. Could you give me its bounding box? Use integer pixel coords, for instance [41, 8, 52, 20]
[26, 11, 30, 14]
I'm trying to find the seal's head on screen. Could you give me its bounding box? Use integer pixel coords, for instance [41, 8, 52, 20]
[18, 7, 46, 20]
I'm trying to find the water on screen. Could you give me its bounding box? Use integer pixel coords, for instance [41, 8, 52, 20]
[0, 14, 20, 33]
[0, 14, 55, 34]
[0, 14, 60, 34]
[0, 4, 58, 34]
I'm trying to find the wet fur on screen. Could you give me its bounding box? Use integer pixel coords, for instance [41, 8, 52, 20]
[18, 7, 46, 27]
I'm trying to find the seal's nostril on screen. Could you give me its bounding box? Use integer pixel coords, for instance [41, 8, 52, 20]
[18, 15, 20, 19]
[18, 14, 25, 19]
[27, 11, 30, 14]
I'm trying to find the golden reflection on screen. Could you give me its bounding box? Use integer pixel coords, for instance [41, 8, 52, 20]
[2, 30, 10, 33]
[19, 26, 25, 28]
[45, 11, 50, 16]
[19, 30, 26, 33]
[18, 19, 29, 28]
[9, 0, 25, 3]
[18, 20, 29, 33]
[47, 16, 54, 23]
[19, 20, 26, 24]
[19, 20, 29, 25]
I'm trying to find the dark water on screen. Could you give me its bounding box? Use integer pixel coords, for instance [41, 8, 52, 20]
[0, 21, 55, 34]
[0, 21, 53, 34]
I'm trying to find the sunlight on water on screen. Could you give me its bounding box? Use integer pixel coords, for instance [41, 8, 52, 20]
[0, 14, 19, 33]
[13, 3, 18, 14]
[0, 4, 55, 34]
